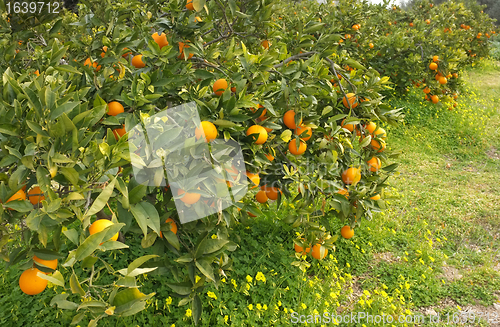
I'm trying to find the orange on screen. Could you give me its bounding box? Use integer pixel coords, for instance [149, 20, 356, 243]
[433, 55, 439, 62]
[283, 110, 301, 129]
[265, 187, 280, 201]
[438, 76, 447, 85]
[178, 41, 193, 59]
[246, 125, 268, 145]
[341, 119, 356, 132]
[5, 189, 27, 210]
[34, 70, 40, 76]
[231, 86, 236, 93]
[342, 167, 361, 185]
[33, 255, 57, 271]
[370, 194, 381, 200]
[373, 127, 386, 139]
[122, 48, 132, 58]
[186, 0, 194, 10]
[265, 153, 275, 161]
[113, 125, 127, 140]
[431, 95, 439, 104]
[342, 93, 358, 108]
[340, 226, 354, 239]
[261, 40, 270, 49]
[288, 139, 307, 155]
[250, 104, 267, 118]
[213, 78, 228, 96]
[311, 244, 328, 260]
[178, 189, 201, 205]
[160, 218, 178, 238]
[425, 19, 431, 24]
[409, 22, 414, 27]
[367, 157, 381, 172]
[28, 187, 45, 205]
[371, 139, 386, 152]
[256, 190, 268, 204]
[19, 268, 47, 295]
[429, 62, 437, 70]
[352, 24, 359, 31]
[423, 87, 431, 94]
[294, 242, 311, 256]
[131, 55, 146, 68]
[152, 32, 169, 49]
[100, 46, 108, 58]
[337, 188, 349, 199]
[246, 172, 260, 189]
[369, 43, 374, 49]
[107, 101, 124, 116]
[364, 122, 377, 134]
[89, 219, 119, 242]
[195, 121, 218, 142]
[295, 125, 312, 141]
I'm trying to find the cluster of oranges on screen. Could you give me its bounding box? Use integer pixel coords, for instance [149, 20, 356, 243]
[19, 255, 58, 295]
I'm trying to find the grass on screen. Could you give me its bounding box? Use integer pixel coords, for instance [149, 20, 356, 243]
[352, 57, 500, 324]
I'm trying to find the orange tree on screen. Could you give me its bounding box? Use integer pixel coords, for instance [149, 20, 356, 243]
[0, 0, 438, 324]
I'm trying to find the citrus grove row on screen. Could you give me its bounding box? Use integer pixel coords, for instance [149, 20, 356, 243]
[0, 0, 496, 324]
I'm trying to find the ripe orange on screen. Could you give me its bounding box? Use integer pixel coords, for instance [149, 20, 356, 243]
[283, 110, 301, 129]
[371, 139, 386, 152]
[367, 157, 381, 172]
[213, 78, 228, 96]
[438, 76, 447, 85]
[107, 101, 124, 116]
[295, 125, 312, 141]
[342, 93, 358, 108]
[431, 95, 439, 104]
[246, 171, 260, 189]
[28, 187, 45, 205]
[178, 41, 193, 59]
[100, 46, 108, 58]
[160, 218, 178, 238]
[113, 125, 127, 140]
[246, 125, 268, 145]
[152, 32, 169, 49]
[409, 22, 414, 27]
[311, 244, 328, 260]
[186, 0, 194, 10]
[265, 187, 280, 201]
[89, 219, 119, 242]
[178, 189, 201, 205]
[341, 119, 356, 132]
[261, 40, 270, 49]
[433, 55, 439, 62]
[429, 62, 438, 70]
[425, 19, 431, 24]
[33, 255, 58, 271]
[288, 139, 307, 155]
[195, 121, 218, 142]
[452, 73, 458, 78]
[342, 167, 361, 185]
[340, 226, 354, 239]
[122, 48, 132, 58]
[19, 268, 47, 295]
[364, 122, 377, 134]
[352, 24, 360, 31]
[250, 104, 267, 118]
[337, 188, 349, 199]
[369, 43, 374, 49]
[5, 190, 26, 210]
[34, 70, 40, 76]
[256, 190, 268, 203]
[373, 127, 386, 139]
[294, 242, 311, 256]
[131, 55, 146, 68]
[423, 87, 431, 94]
[370, 194, 381, 200]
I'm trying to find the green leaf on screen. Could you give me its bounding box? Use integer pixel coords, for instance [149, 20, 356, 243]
[192, 294, 202, 325]
[192, 0, 206, 12]
[84, 177, 116, 219]
[344, 58, 366, 70]
[128, 184, 147, 205]
[50, 293, 78, 310]
[4, 200, 33, 212]
[130, 203, 148, 238]
[199, 238, 229, 255]
[164, 230, 180, 251]
[70, 312, 86, 325]
[141, 202, 160, 235]
[60, 167, 80, 186]
[23, 87, 43, 117]
[213, 119, 237, 128]
[63, 229, 79, 245]
[74, 232, 106, 261]
[166, 282, 192, 296]
[50, 102, 80, 120]
[70, 272, 85, 296]
[0, 124, 19, 136]
[38, 270, 65, 287]
[126, 254, 158, 276]
[195, 258, 215, 282]
[100, 240, 129, 251]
